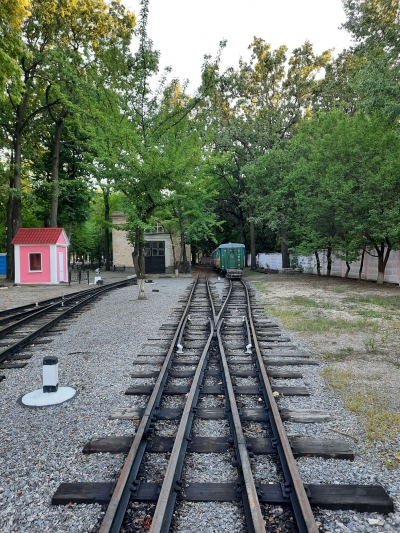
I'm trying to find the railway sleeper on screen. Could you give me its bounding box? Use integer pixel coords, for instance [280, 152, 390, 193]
[108, 406, 331, 423]
[82, 435, 354, 460]
[124, 384, 309, 395]
[130, 369, 303, 379]
[52, 481, 393, 514]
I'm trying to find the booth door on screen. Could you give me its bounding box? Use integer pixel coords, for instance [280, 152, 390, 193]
[59, 252, 64, 281]
[145, 241, 165, 273]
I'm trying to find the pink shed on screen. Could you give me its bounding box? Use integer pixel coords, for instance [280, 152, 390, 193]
[11, 228, 69, 284]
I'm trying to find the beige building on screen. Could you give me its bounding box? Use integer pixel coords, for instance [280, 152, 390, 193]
[111, 212, 190, 274]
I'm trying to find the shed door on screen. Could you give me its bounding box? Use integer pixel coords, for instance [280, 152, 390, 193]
[145, 242, 165, 274]
[59, 252, 64, 281]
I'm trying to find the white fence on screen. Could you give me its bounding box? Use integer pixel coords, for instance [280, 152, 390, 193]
[248, 249, 400, 285]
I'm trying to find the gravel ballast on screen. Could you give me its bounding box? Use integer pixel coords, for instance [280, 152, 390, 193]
[247, 274, 400, 533]
[1, 273, 400, 533]
[0, 278, 191, 533]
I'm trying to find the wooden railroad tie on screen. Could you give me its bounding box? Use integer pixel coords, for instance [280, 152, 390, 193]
[124, 384, 310, 396]
[52, 481, 393, 514]
[82, 435, 355, 460]
[108, 406, 331, 423]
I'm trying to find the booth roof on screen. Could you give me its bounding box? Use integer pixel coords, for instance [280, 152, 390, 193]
[11, 228, 66, 245]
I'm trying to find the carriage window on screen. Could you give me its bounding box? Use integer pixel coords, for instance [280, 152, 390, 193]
[29, 253, 42, 271]
[229, 249, 235, 258]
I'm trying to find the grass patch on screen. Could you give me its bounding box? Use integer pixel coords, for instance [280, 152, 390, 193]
[342, 295, 400, 310]
[329, 287, 346, 293]
[322, 366, 400, 444]
[288, 295, 337, 309]
[264, 305, 379, 334]
[252, 281, 266, 291]
[322, 347, 355, 362]
[357, 309, 383, 318]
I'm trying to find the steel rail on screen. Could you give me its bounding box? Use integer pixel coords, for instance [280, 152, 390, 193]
[0, 285, 98, 319]
[148, 325, 213, 532]
[0, 279, 132, 327]
[0, 287, 100, 339]
[98, 278, 199, 533]
[241, 279, 319, 533]
[0, 304, 53, 326]
[0, 279, 134, 364]
[149, 277, 234, 532]
[216, 316, 266, 532]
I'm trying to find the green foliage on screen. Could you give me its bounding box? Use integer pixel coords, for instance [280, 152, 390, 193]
[2, 0, 400, 286]
[343, 0, 400, 123]
[273, 110, 400, 265]
[208, 37, 331, 259]
[0, 0, 29, 102]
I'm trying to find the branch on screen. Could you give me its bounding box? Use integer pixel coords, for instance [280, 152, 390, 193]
[21, 99, 61, 131]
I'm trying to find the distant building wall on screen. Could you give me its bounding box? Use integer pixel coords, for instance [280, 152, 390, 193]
[111, 212, 134, 268]
[248, 249, 400, 285]
[111, 212, 190, 273]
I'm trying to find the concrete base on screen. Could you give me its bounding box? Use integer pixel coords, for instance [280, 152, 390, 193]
[21, 387, 77, 407]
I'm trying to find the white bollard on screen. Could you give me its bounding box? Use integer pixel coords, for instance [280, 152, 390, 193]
[43, 356, 59, 392]
[21, 356, 76, 407]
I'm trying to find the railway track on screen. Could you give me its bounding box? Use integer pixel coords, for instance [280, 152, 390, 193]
[52, 276, 393, 532]
[0, 279, 136, 375]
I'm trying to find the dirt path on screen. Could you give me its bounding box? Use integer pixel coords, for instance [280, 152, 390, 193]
[245, 270, 400, 466]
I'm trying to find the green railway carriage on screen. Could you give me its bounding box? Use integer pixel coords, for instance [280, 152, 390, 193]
[211, 243, 246, 279]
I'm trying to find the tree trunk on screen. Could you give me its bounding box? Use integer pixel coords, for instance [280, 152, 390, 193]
[358, 245, 366, 281]
[248, 205, 256, 270]
[239, 208, 246, 245]
[7, 123, 23, 279]
[49, 119, 63, 227]
[280, 227, 290, 268]
[6, 194, 14, 280]
[132, 227, 146, 299]
[169, 232, 179, 277]
[6, 149, 14, 279]
[104, 189, 110, 271]
[345, 262, 351, 278]
[314, 251, 321, 276]
[67, 218, 73, 241]
[327, 245, 332, 277]
[375, 241, 391, 285]
[181, 232, 189, 272]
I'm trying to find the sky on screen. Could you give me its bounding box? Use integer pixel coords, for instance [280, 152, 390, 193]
[123, 0, 354, 92]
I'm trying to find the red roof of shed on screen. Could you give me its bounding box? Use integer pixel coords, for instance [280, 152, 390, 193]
[11, 228, 65, 245]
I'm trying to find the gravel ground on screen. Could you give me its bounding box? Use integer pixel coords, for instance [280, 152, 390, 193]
[171, 501, 245, 533]
[246, 271, 400, 533]
[2, 272, 400, 533]
[0, 274, 119, 311]
[0, 276, 191, 533]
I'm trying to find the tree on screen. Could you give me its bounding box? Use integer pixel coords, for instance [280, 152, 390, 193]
[343, 0, 400, 123]
[0, 0, 30, 102]
[209, 38, 330, 268]
[157, 174, 222, 271]
[1, 0, 135, 278]
[102, 0, 221, 298]
[286, 110, 400, 284]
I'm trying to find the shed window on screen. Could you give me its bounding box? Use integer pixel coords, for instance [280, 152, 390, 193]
[29, 253, 42, 271]
[145, 242, 165, 256]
